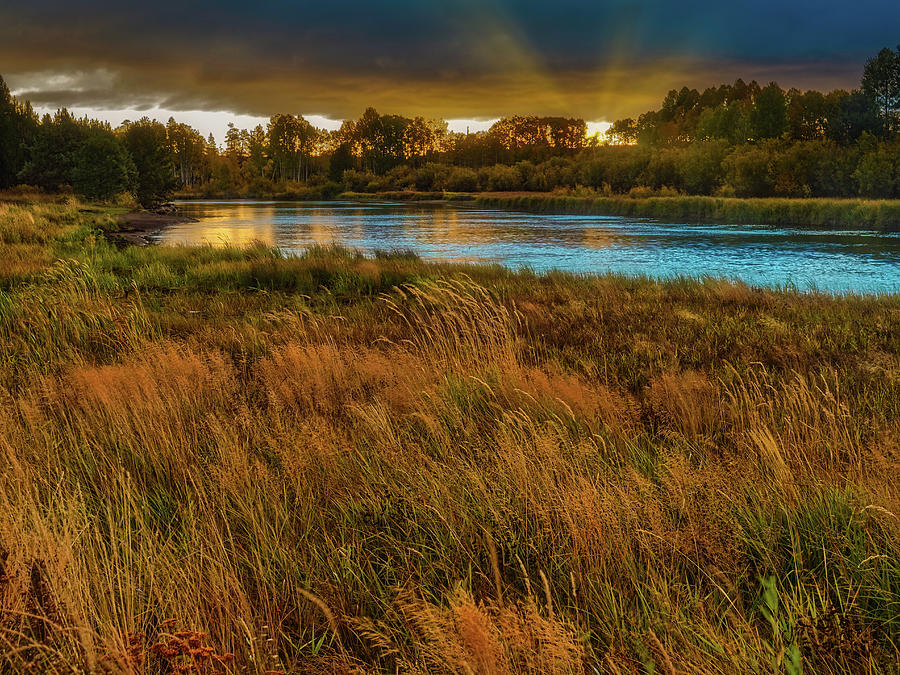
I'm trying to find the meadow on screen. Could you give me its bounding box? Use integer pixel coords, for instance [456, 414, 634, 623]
[0, 196, 898, 673]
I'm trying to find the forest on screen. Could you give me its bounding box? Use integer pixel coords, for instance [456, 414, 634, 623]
[0, 47, 899, 206]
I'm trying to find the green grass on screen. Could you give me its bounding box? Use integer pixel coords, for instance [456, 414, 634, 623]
[0, 200, 898, 673]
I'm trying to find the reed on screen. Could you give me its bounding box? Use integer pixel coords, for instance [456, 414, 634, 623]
[0, 201, 897, 673]
[471, 194, 900, 231]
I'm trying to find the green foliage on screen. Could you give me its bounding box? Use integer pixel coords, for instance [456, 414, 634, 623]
[827, 91, 885, 143]
[328, 141, 354, 181]
[862, 46, 900, 127]
[677, 140, 728, 194]
[696, 101, 751, 144]
[0, 75, 38, 188]
[788, 90, 829, 141]
[445, 167, 478, 192]
[119, 117, 178, 207]
[71, 130, 136, 201]
[724, 143, 776, 197]
[854, 145, 899, 198]
[17, 109, 87, 190]
[478, 163, 522, 191]
[751, 83, 789, 140]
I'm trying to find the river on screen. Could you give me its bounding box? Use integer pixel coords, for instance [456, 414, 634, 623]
[162, 200, 900, 294]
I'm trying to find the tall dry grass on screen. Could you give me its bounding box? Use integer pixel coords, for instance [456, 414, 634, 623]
[472, 194, 900, 231]
[0, 201, 897, 673]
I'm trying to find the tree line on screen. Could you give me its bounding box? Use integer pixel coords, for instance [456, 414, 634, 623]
[1, 46, 899, 205]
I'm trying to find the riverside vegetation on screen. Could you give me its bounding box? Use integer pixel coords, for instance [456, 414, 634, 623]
[467, 193, 900, 231]
[0, 196, 898, 673]
[2, 48, 900, 208]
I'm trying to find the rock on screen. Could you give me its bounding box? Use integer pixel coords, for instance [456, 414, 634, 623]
[151, 202, 179, 216]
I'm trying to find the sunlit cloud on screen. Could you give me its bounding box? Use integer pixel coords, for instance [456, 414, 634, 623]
[1, 0, 895, 126]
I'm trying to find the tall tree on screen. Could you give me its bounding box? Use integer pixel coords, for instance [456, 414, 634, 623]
[0, 76, 37, 188]
[72, 130, 135, 200]
[787, 90, 828, 140]
[606, 118, 638, 145]
[354, 108, 386, 173]
[328, 142, 355, 182]
[224, 123, 248, 167]
[119, 118, 177, 206]
[402, 117, 434, 166]
[862, 46, 900, 130]
[826, 91, 884, 143]
[751, 83, 788, 140]
[267, 114, 319, 181]
[246, 125, 269, 178]
[18, 110, 85, 190]
[166, 118, 207, 188]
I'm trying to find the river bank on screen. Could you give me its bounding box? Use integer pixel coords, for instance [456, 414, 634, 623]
[111, 209, 198, 246]
[470, 194, 900, 231]
[174, 190, 900, 232]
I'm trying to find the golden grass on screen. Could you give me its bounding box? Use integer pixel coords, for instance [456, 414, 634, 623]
[0, 201, 897, 673]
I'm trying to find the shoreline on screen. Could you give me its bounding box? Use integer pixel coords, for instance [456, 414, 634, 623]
[111, 211, 197, 246]
[171, 192, 900, 231]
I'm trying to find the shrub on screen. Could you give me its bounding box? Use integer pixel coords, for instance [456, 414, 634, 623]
[446, 167, 478, 192]
[478, 164, 522, 191]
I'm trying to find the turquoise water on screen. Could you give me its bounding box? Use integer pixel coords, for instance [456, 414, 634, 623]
[165, 200, 900, 294]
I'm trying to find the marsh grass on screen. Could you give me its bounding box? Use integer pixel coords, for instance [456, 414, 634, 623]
[0, 200, 898, 673]
[471, 194, 900, 231]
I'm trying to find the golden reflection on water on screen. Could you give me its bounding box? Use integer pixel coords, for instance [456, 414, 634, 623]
[423, 207, 467, 245]
[582, 228, 616, 250]
[169, 202, 624, 253]
[174, 202, 278, 246]
[190, 225, 276, 246]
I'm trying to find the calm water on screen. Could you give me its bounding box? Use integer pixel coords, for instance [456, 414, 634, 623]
[162, 200, 900, 294]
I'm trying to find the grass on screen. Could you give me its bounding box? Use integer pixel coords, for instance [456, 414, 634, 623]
[0, 199, 898, 673]
[179, 185, 900, 231]
[322, 190, 900, 231]
[470, 194, 900, 231]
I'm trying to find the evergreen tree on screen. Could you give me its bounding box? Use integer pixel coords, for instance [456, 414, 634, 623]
[72, 130, 136, 200]
[18, 110, 85, 190]
[0, 76, 37, 188]
[862, 46, 900, 129]
[119, 118, 177, 206]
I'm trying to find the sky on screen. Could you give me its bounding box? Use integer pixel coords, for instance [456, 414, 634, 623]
[2, 1, 898, 142]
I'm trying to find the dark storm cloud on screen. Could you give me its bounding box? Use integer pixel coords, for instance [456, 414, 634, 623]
[1, 0, 897, 120]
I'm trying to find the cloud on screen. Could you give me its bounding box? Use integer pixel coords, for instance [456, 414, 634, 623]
[1, 0, 896, 121]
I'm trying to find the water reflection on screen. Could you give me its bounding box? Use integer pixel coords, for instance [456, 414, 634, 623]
[161, 200, 900, 294]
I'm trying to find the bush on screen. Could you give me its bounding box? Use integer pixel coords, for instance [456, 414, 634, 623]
[478, 164, 521, 191]
[723, 144, 775, 197]
[412, 163, 451, 191]
[854, 147, 898, 198]
[342, 169, 379, 193]
[445, 167, 478, 192]
[677, 141, 728, 195]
